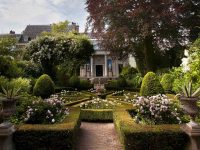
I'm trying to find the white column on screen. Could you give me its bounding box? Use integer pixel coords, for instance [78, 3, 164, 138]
[90, 56, 93, 77]
[105, 54, 108, 77]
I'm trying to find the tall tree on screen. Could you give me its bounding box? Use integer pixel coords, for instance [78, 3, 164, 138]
[86, 0, 200, 75]
[0, 36, 17, 56]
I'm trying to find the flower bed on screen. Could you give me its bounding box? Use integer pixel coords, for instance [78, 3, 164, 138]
[13, 107, 81, 150]
[80, 97, 121, 109]
[113, 108, 189, 150]
[108, 91, 138, 103]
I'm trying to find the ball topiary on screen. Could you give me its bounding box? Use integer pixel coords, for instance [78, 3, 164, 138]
[69, 76, 80, 89]
[117, 76, 127, 88]
[140, 72, 164, 96]
[161, 73, 174, 93]
[33, 74, 55, 99]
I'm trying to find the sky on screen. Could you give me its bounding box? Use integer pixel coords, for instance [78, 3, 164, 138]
[0, 0, 88, 34]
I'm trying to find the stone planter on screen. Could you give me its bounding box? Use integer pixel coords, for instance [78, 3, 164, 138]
[1, 99, 16, 120]
[179, 97, 199, 127]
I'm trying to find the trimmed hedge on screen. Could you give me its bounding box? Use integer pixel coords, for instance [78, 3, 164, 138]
[65, 97, 91, 106]
[33, 74, 55, 98]
[161, 73, 174, 93]
[113, 108, 189, 150]
[140, 72, 164, 96]
[14, 107, 81, 150]
[81, 109, 113, 122]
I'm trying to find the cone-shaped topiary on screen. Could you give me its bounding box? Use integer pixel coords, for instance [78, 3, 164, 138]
[161, 73, 174, 93]
[33, 74, 55, 99]
[140, 72, 164, 96]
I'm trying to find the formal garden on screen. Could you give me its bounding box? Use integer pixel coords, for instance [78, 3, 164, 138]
[0, 1, 200, 150]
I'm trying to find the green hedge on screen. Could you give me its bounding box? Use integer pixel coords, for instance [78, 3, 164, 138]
[81, 109, 113, 122]
[65, 97, 91, 106]
[113, 108, 189, 150]
[14, 107, 81, 150]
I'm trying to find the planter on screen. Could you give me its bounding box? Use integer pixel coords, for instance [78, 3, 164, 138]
[179, 97, 199, 122]
[1, 99, 16, 119]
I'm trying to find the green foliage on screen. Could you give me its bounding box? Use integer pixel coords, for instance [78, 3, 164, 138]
[51, 20, 69, 33]
[160, 73, 174, 93]
[113, 109, 189, 150]
[0, 36, 17, 56]
[10, 77, 31, 93]
[16, 61, 42, 78]
[27, 33, 94, 78]
[120, 66, 138, 79]
[140, 72, 164, 96]
[105, 80, 118, 90]
[69, 76, 80, 89]
[79, 79, 92, 90]
[1, 86, 21, 99]
[0, 76, 9, 92]
[13, 107, 81, 150]
[0, 56, 23, 78]
[181, 80, 200, 98]
[127, 73, 143, 89]
[56, 66, 70, 86]
[81, 109, 113, 122]
[117, 76, 127, 87]
[33, 74, 55, 98]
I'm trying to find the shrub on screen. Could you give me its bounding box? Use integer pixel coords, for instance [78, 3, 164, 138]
[132, 94, 182, 124]
[140, 72, 164, 96]
[117, 76, 127, 87]
[127, 73, 143, 89]
[10, 77, 31, 93]
[17, 61, 42, 78]
[120, 66, 138, 79]
[160, 73, 174, 93]
[69, 76, 80, 89]
[13, 107, 81, 150]
[0, 56, 23, 78]
[33, 74, 55, 98]
[113, 109, 189, 150]
[105, 80, 118, 90]
[79, 79, 92, 90]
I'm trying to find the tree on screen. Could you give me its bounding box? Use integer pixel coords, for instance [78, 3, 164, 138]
[0, 36, 17, 56]
[51, 20, 69, 33]
[27, 34, 94, 78]
[86, 0, 200, 75]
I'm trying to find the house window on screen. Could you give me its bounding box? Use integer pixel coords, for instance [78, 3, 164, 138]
[107, 59, 112, 71]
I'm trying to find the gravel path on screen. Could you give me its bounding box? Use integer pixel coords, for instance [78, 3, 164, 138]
[76, 122, 123, 150]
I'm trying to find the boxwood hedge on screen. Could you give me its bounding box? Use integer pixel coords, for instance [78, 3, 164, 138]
[13, 107, 81, 150]
[113, 108, 189, 150]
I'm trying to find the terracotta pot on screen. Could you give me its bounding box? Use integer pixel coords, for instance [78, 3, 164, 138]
[1, 99, 16, 119]
[179, 97, 199, 120]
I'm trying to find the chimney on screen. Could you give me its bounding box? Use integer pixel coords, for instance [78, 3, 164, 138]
[10, 30, 15, 34]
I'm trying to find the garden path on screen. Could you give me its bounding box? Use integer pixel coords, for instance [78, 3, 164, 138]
[76, 122, 123, 150]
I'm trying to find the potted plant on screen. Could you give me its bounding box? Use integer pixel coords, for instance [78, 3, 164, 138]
[1, 86, 21, 120]
[178, 81, 200, 126]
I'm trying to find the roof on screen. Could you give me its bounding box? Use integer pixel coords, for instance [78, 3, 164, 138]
[23, 25, 51, 39]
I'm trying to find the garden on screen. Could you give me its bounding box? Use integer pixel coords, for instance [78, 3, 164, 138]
[0, 1, 200, 150]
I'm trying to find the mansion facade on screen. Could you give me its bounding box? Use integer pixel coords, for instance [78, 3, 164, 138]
[1, 23, 129, 84]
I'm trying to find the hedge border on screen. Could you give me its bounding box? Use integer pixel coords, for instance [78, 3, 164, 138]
[81, 109, 113, 122]
[65, 97, 91, 106]
[113, 108, 189, 150]
[13, 107, 81, 150]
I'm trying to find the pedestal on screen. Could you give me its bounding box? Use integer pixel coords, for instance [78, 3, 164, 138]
[0, 122, 15, 150]
[181, 123, 200, 150]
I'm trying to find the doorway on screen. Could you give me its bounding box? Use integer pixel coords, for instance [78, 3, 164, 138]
[96, 65, 103, 77]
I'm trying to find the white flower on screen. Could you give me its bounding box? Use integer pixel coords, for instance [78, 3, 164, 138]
[52, 119, 55, 123]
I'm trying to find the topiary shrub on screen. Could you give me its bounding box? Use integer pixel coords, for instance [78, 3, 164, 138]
[69, 76, 80, 89]
[140, 72, 164, 96]
[105, 80, 118, 90]
[33, 74, 55, 99]
[79, 79, 92, 90]
[161, 73, 174, 93]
